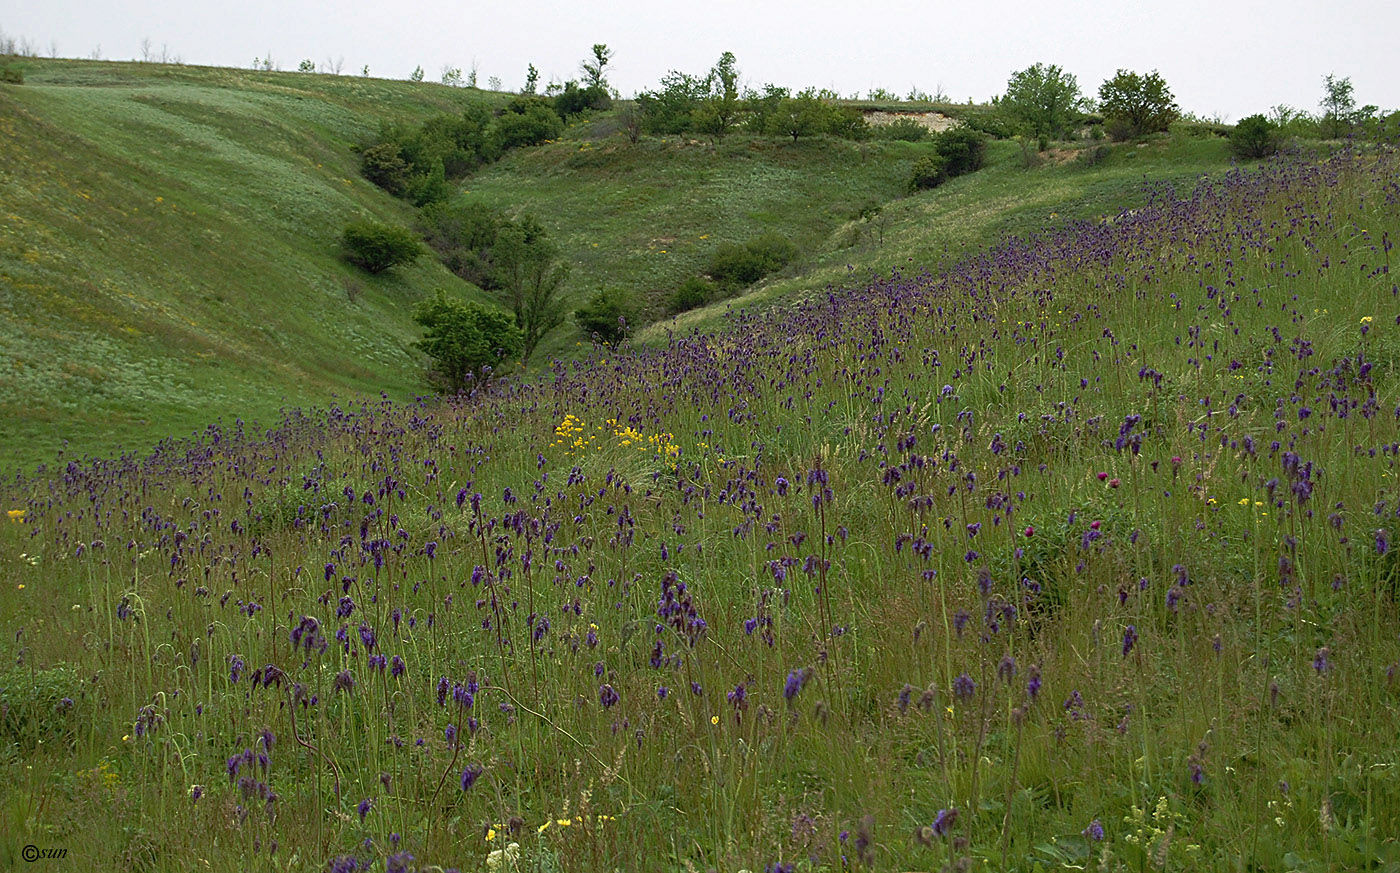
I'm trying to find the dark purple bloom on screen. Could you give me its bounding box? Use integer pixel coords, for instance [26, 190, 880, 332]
[783, 667, 810, 701]
[599, 683, 619, 708]
[1083, 819, 1104, 841]
[357, 797, 373, 822]
[1122, 625, 1138, 657]
[931, 807, 958, 836]
[952, 673, 976, 702]
[460, 763, 483, 791]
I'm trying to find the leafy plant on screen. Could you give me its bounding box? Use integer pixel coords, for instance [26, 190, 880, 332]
[708, 233, 797, 291]
[998, 62, 1085, 143]
[413, 291, 521, 390]
[1231, 114, 1279, 159]
[492, 215, 569, 361]
[1098, 69, 1179, 139]
[670, 276, 715, 313]
[574, 287, 636, 345]
[341, 221, 425, 274]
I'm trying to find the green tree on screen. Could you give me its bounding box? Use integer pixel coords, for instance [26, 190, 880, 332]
[638, 71, 710, 135]
[574, 287, 635, 346]
[1320, 73, 1355, 139]
[359, 142, 410, 196]
[998, 62, 1084, 143]
[1230, 114, 1278, 159]
[581, 44, 611, 91]
[492, 216, 569, 361]
[523, 63, 539, 94]
[409, 65, 424, 83]
[341, 221, 424, 274]
[767, 90, 830, 142]
[693, 52, 741, 141]
[1097, 69, 1179, 139]
[413, 292, 522, 391]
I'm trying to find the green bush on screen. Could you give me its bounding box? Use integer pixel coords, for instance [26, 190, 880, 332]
[418, 201, 503, 288]
[670, 276, 715, 313]
[1231, 114, 1279, 159]
[909, 153, 948, 191]
[935, 126, 987, 177]
[554, 82, 611, 119]
[0, 63, 23, 85]
[341, 221, 425, 274]
[872, 117, 928, 142]
[490, 98, 564, 153]
[413, 291, 522, 391]
[1098, 69, 1179, 139]
[360, 142, 411, 196]
[574, 287, 636, 346]
[708, 233, 797, 291]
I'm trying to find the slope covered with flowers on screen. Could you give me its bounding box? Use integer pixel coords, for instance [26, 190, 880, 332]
[3, 150, 1399, 871]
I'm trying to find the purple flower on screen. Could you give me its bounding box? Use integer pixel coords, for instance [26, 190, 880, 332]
[1122, 624, 1138, 657]
[1377, 529, 1390, 556]
[460, 763, 483, 791]
[1083, 819, 1104, 841]
[599, 683, 619, 708]
[1314, 647, 1330, 673]
[783, 667, 810, 701]
[952, 673, 976, 702]
[357, 797, 373, 822]
[931, 807, 958, 836]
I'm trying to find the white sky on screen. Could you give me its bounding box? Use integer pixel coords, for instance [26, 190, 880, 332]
[6, 1, 1397, 121]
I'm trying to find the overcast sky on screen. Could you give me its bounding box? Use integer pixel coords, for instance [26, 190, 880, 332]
[6, 1, 1397, 121]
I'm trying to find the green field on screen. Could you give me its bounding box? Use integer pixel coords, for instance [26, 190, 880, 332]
[2, 59, 1240, 474]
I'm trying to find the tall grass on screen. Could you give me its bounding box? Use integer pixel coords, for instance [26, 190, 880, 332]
[2, 148, 1398, 872]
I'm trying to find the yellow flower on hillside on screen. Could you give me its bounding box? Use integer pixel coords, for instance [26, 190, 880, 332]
[7, 509, 24, 522]
[1360, 316, 1373, 324]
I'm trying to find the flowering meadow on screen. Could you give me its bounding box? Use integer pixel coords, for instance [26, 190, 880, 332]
[3, 149, 1399, 872]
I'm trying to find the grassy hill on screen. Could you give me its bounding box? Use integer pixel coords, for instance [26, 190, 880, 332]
[1, 59, 1237, 474]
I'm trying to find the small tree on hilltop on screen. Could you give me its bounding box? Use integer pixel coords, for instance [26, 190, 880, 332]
[342, 221, 425, 274]
[581, 44, 611, 92]
[413, 291, 522, 391]
[999, 62, 1084, 145]
[1320, 73, 1355, 139]
[1098, 69, 1179, 139]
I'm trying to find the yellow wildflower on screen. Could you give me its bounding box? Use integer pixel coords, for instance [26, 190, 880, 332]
[7, 509, 23, 522]
[1360, 316, 1373, 324]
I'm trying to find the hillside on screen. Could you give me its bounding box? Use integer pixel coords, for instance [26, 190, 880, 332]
[2, 59, 1237, 473]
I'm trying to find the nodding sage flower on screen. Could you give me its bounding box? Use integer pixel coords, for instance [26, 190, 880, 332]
[1122, 624, 1139, 657]
[229, 654, 245, 684]
[931, 807, 959, 837]
[357, 797, 373, 822]
[783, 667, 810, 701]
[1314, 647, 1331, 673]
[1082, 819, 1104, 841]
[1378, 529, 1391, 556]
[599, 683, 619, 709]
[460, 763, 483, 791]
[952, 673, 976, 702]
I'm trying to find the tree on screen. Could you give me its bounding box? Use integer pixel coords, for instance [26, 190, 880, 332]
[1097, 69, 1179, 139]
[410, 66, 424, 82]
[1230, 114, 1278, 159]
[1320, 73, 1355, 139]
[999, 62, 1084, 144]
[934, 126, 987, 177]
[638, 71, 711, 135]
[341, 221, 424, 274]
[413, 292, 522, 391]
[492, 216, 569, 361]
[581, 44, 611, 92]
[360, 142, 411, 196]
[693, 52, 740, 141]
[298, 58, 315, 73]
[574, 287, 635, 345]
[767, 90, 830, 142]
[523, 63, 539, 94]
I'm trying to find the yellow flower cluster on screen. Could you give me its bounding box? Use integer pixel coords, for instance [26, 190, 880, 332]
[7, 509, 24, 522]
[549, 415, 681, 466]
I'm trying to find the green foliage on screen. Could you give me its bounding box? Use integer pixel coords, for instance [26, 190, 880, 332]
[1321, 73, 1356, 139]
[708, 233, 797, 291]
[1231, 114, 1279, 159]
[872, 117, 929, 142]
[999, 62, 1084, 142]
[554, 81, 612, 119]
[670, 276, 715, 313]
[298, 59, 315, 73]
[341, 221, 425, 274]
[1098, 69, 1180, 139]
[935, 126, 987, 177]
[766, 90, 832, 142]
[580, 44, 611, 92]
[492, 215, 570, 361]
[638, 70, 711, 135]
[359, 141, 411, 196]
[0, 665, 83, 750]
[409, 65, 424, 83]
[909, 152, 948, 191]
[490, 97, 564, 153]
[574, 287, 635, 345]
[742, 84, 789, 135]
[523, 63, 539, 95]
[418, 200, 503, 288]
[1, 62, 25, 84]
[412, 291, 521, 390]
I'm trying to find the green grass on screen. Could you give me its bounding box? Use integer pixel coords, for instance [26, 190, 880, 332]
[1, 58, 1236, 477]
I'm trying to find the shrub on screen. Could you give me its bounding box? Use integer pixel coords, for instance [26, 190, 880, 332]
[341, 221, 425, 274]
[935, 126, 987, 177]
[490, 99, 564, 152]
[909, 153, 948, 191]
[0, 63, 23, 85]
[998, 62, 1085, 141]
[1231, 114, 1279, 159]
[413, 291, 522, 391]
[574, 287, 635, 345]
[418, 201, 503, 288]
[670, 276, 715, 313]
[554, 82, 611, 119]
[360, 142, 410, 196]
[708, 233, 797, 291]
[873, 117, 928, 142]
